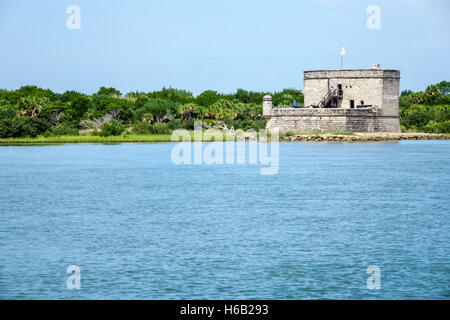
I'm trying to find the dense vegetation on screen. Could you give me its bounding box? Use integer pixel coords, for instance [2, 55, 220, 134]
[0, 86, 303, 138]
[399, 81, 450, 133]
[0, 81, 448, 139]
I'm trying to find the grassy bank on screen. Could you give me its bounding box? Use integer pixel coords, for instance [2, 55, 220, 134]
[0, 134, 175, 145]
[0, 131, 261, 144]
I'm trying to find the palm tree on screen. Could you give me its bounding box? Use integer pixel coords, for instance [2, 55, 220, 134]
[17, 97, 47, 117]
[179, 103, 200, 120]
[141, 112, 154, 123]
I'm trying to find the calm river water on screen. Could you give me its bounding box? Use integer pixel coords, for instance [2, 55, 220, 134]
[0, 141, 449, 299]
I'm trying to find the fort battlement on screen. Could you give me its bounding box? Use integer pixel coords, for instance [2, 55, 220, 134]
[304, 69, 400, 80]
[264, 66, 401, 132]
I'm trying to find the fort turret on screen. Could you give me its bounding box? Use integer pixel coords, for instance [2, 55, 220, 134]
[262, 95, 273, 119]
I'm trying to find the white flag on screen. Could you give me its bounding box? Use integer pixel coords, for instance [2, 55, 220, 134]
[340, 46, 346, 56]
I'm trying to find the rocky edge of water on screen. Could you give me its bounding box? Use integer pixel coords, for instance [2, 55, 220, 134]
[279, 133, 449, 142]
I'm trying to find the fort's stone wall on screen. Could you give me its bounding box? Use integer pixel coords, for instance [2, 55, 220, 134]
[265, 107, 396, 132]
[381, 76, 400, 117]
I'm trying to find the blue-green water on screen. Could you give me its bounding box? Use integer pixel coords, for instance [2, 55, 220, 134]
[0, 141, 449, 299]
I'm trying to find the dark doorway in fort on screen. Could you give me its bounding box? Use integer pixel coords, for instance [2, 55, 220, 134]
[338, 84, 343, 97]
[350, 100, 355, 108]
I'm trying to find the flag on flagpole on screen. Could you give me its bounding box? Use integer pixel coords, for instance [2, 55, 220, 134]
[340, 45, 346, 56]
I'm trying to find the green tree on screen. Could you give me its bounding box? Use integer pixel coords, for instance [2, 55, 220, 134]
[272, 89, 304, 106]
[96, 86, 121, 96]
[136, 98, 178, 122]
[87, 94, 116, 117]
[59, 90, 87, 103]
[0, 117, 51, 138]
[16, 96, 49, 117]
[151, 87, 195, 104]
[425, 84, 442, 104]
[400, 89, 413, 97]
[97, 122, 123, 136]
[436, 81, 450, 96]
[70, 96, 90, 118]
[235, 89, 265, 104]
[179, 103, 201, 120]
[196, 90, 222, 107]
[134, 94, 150, 108]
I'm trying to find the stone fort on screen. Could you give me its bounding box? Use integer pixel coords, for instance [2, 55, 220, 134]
[263, 65, 401, 132]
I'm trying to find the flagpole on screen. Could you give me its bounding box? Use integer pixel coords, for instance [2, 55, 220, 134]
[340, 44, 343, 69]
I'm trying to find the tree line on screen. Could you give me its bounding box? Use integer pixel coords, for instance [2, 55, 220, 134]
[0, 81, 448, 138]
[399, 81, 450, 133]
[0, 86, 304, 138]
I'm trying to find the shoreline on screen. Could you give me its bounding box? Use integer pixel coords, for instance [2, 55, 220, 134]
[0, 132, 449, 145]
[280, 132, 450, 142]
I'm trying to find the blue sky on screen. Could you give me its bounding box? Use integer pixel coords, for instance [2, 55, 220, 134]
[0, 0, 449, 95]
